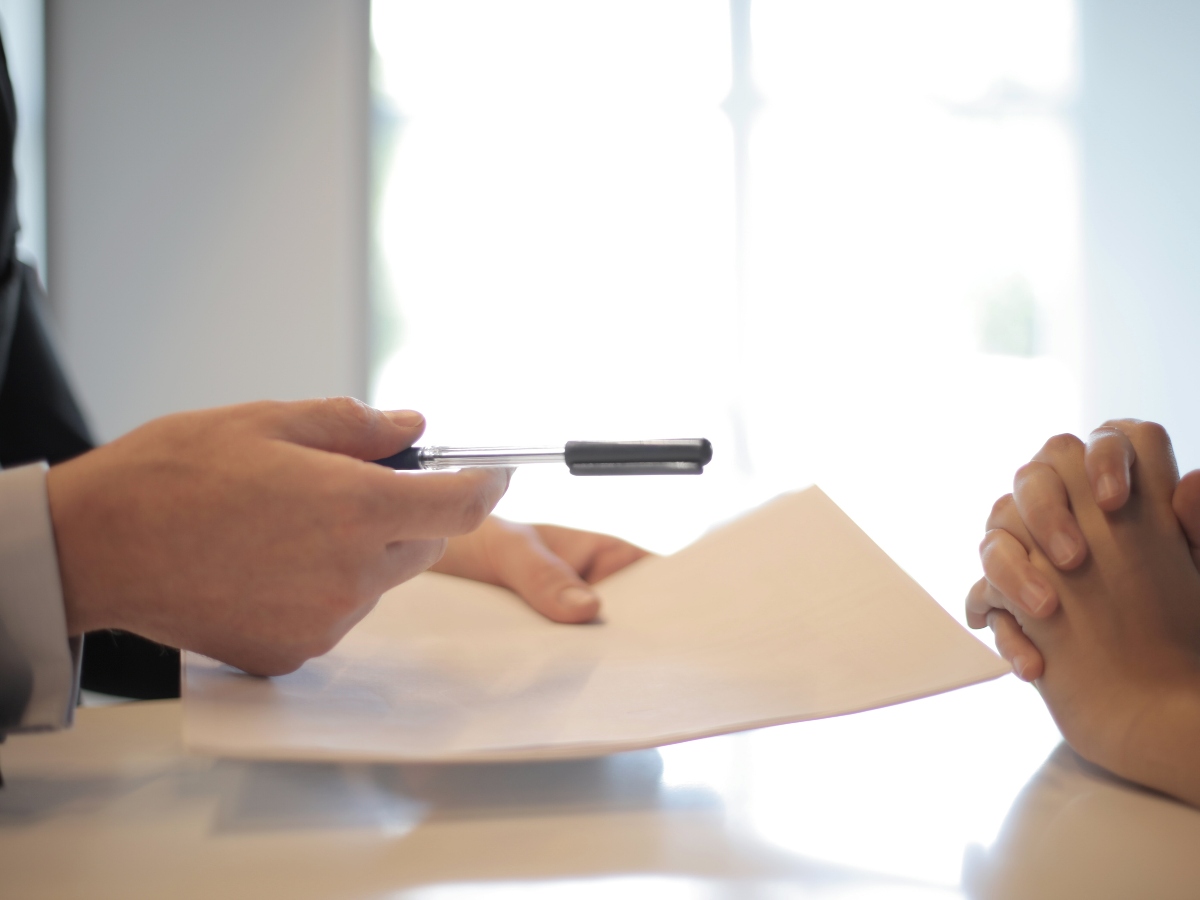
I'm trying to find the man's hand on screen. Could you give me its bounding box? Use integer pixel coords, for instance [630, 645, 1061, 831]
[432, 517, 650, 623]
[968, 419, 1200, 680]
[978, 424, 1200, 807]
[47, 398, 510, 677]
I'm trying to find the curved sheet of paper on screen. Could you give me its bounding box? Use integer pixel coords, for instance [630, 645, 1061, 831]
[183, 487, 1010, 762]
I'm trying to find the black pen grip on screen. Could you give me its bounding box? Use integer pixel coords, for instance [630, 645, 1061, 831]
[564, 439, 712, 475]
[372, 447, 422, 470]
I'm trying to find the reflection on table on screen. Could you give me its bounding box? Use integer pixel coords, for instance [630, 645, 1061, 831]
[2, 676, 1199, 899]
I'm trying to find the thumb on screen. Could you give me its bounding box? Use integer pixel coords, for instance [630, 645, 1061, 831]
[266, 397, 426, 460]
[1173, 469, 1200, 567]
[490, 524, 602, 624]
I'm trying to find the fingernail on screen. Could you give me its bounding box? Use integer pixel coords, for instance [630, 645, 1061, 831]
[1096, 473, 1120, 503]
[1049, 532, 1079, 567]
[1011, 657, 1027, 680]
[390, 409, 424, 426]
[1019, 579, 1054, 615]
[559, 587, 599, 611]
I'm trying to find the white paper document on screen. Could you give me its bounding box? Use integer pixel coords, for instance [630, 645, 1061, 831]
[183, 487, 1009, 762]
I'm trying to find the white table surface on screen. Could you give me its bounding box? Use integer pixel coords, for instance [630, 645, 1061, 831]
[3, 679, 1200, 899]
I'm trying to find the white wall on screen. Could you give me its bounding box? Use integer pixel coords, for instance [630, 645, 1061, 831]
[1081, 0, 1200, 469]
[46, 0, 369, 442]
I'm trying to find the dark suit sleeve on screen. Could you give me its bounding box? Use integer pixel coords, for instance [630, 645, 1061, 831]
[0, 32, 179, 707]
[0, 264, 93, 468]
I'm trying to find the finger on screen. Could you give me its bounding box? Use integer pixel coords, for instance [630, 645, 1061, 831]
[584, 540, 652, 583]
[979, 529, 1058, 617]
[266, 397, 427, 460]
[987, 609, 1044, 682]
[488, 524, 603, 623]
[1102, 419, 1179, 505]
[1084, 425, 1136, 511]
[1012, 460, 1087, 569]
[531, 524, 651, 583]
[1031, 431, 1089, 497]
[967, 576, 1018, 628]
[370, 467, 513, 540]
[1173, 469, 1200, 559]
[984, 493, 1034, 551]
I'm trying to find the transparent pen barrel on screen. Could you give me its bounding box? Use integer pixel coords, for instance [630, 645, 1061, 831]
[418, 447, 565, 469]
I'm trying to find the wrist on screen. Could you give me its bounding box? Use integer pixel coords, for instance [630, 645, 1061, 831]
[1114, 673, 1200, 806]
[46, 458, 118, 636]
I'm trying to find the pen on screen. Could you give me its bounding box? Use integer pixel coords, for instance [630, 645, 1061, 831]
[373, 439, 713, 475]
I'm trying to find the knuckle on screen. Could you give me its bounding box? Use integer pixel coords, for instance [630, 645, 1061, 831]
[1041, 432, 1084, 457]
[1177, 468, 1200, 497]
[1088, 424, 1125, 447]
[1013, 460, 1049, 487]
[987, 493, 1015, 526]
[979, 531, 1028, 590]
[450, 480, 499, 535]
[1015, 498, 1059, 529]
[243, 399, 281, 419]
[456, 494, 491, 534]
[233, 399, 289, 434]
[324, 496, 371, 545]
[1100, 417, 1141, 429]
[349, 479, 389, 524]
[327, 395, 374, 428]
[1012, 460, 1051, 496]
[979, 529, 1015, 570]
[1135, 420, 1170, 448]
[978, 530, 997, 558]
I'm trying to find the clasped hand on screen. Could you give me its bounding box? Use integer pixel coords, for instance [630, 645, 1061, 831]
[968, 420, 1200, 804]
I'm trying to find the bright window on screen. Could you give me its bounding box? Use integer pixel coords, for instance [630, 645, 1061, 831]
[370, 2, 1078, 883]
[370, 0, 1080, 622]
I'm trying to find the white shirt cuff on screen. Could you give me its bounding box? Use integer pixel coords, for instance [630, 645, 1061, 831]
[0, 462, 79, 732]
